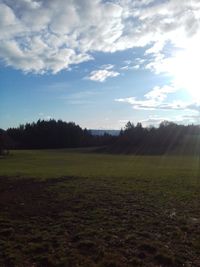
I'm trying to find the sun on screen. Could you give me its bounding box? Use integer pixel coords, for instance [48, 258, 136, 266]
[168, 42, 200, 100]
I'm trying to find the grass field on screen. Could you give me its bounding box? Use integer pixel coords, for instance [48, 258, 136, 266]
[0, 150, 200, 266]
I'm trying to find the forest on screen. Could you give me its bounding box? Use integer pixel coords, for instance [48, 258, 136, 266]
[1, 119, 200, 155]
[0, 119, 115, 152]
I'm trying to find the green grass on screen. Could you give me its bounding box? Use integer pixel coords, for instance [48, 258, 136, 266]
[1, 149, 200, 180]
[0, 149, 200, 266]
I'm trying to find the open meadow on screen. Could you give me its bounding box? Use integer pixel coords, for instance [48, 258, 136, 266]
[0, 150, 200, 266]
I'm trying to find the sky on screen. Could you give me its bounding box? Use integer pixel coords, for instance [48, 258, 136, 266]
[1, 0, 200, 130]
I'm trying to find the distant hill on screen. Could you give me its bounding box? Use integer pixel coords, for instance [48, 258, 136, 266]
[90, 129, 120, 136]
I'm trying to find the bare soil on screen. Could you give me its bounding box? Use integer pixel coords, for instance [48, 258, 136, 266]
[0, 176, 200, 267]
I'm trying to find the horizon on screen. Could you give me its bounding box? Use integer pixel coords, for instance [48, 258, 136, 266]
[2, 117, 200, 132]
[1, 0, 200, 130]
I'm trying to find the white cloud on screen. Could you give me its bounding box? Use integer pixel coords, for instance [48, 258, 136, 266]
[132, 64, 140, 70]
[120, 63, 141, 71]
[116, 96, 158, 110]
[0, 0, 199, 73]
[145, 85, 177, 102]
[140, 116, 171, 127]
[101, 64, 114, 70]
[38, 113, 52, 120]
[120, 57, 148, 71]
[116, 84, 177, 108]
[115, 84, 200, 113]
[87, 69, 120, 82]
[120, 65, 129, 70]
[0, 3, 16, 26]
[117, 97, 200, 112]
[139, 113, 200, 127]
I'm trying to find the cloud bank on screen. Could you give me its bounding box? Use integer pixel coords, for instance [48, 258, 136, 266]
[0, 0, 200, 73]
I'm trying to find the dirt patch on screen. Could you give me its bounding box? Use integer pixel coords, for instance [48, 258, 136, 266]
[0, 176, 200, 266]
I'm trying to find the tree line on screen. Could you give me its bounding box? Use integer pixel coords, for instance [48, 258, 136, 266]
[104, 121, 200, 154]
[0, 119, 115, 152]
[1, 119, 200, 155]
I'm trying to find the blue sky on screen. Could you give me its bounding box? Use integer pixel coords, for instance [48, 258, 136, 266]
[1, 0, 200, 130]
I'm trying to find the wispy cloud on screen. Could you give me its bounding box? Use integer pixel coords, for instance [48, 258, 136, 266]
[115, 84, 200, 113]
[87, 69, 120, 82]
[38, 113, 52, 120]
[59, 90, 100, 105]
[116, 96, 200, 112]
[145, 85, 177, 102]
[139, 113, 200, 127]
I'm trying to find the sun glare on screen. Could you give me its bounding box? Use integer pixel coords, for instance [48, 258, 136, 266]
[168, 42, 200, 100]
